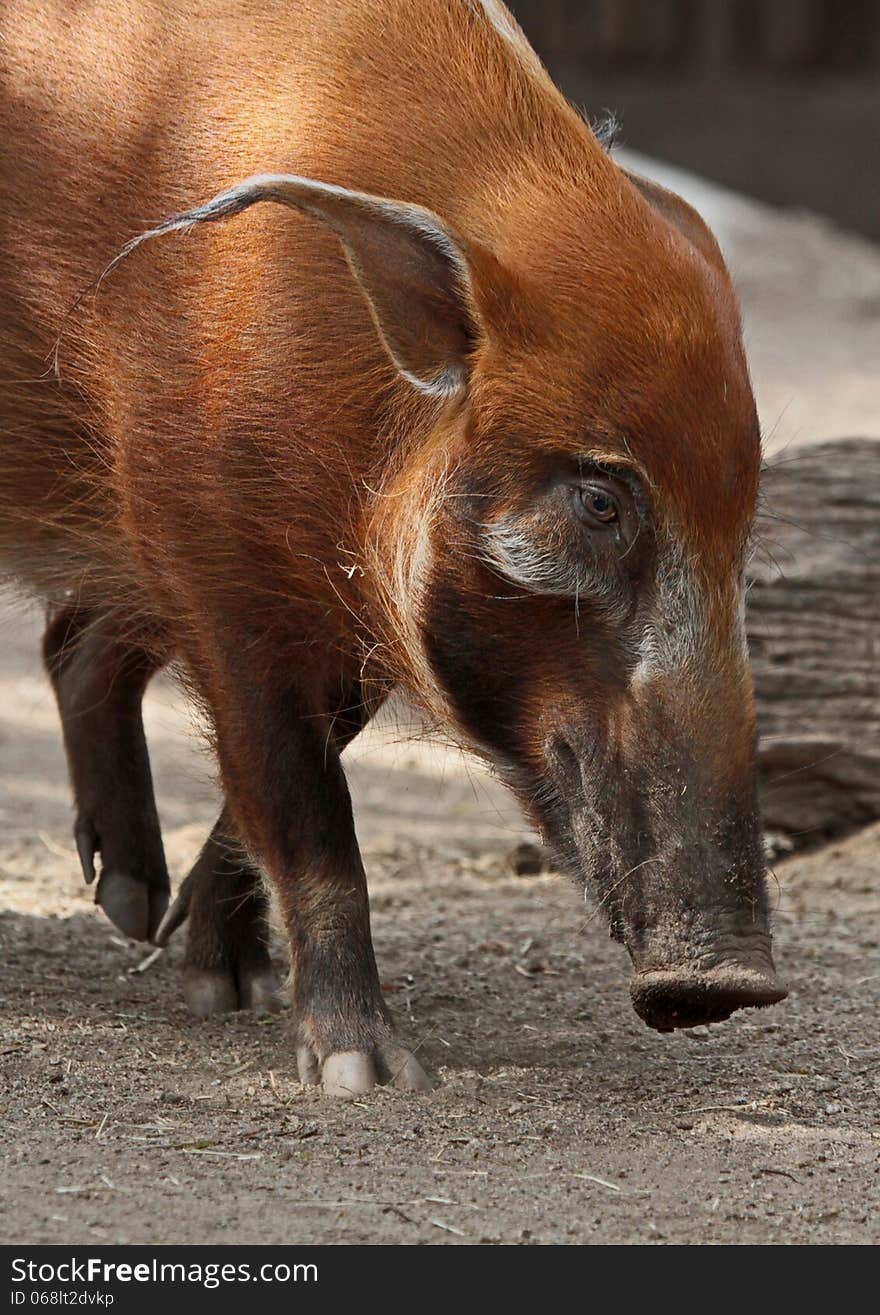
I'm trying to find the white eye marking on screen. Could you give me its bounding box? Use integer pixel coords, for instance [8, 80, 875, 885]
[481, 515, 579, 597]
[633, 543, 707, 682]
[631, 545, 749, 689]
[480, 515, 633, 630]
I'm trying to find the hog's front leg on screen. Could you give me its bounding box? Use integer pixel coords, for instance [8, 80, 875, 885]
[209, 679, 431, 1098]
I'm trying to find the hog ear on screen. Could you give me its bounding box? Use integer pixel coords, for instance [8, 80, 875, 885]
[115, 172, 480, 398]
[623, 169, 728, 276]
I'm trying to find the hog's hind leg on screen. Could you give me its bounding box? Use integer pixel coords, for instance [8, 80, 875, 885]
[155, 812, 282, 1017]
[43, 605, 170, 941]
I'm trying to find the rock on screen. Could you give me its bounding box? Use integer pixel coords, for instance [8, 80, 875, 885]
[763, 831, 795, 861]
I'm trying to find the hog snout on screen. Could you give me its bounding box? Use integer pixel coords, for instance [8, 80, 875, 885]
[546, 724, 787, 1032]
[619, 891, 787, 1031]
[630, 959, 788, 1032]
[611, 837, 786, 1031]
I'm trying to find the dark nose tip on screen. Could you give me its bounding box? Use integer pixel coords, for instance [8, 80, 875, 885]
[630, 963, 788, 1032]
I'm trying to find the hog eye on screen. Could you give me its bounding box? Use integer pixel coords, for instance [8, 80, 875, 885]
[577, 483, 618, 526]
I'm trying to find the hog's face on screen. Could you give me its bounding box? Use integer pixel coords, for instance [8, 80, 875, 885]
[403, 208, 786, 1030]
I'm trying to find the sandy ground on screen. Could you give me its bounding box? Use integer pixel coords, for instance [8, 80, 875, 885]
[2, 160, 879, 1245]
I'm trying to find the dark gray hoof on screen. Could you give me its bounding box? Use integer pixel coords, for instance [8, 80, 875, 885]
[239, 968, 283, 1013]
[96, 870, 168, 942]
[182, 970, 240, 1018]
[181, 966, 283, 1018]
[297, 1046, 433, 1098]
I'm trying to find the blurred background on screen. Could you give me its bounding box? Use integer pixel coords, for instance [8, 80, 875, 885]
[509, 0, 880, 240]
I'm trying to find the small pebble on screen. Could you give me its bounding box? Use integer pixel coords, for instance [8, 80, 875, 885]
[507, 842, 549, 876]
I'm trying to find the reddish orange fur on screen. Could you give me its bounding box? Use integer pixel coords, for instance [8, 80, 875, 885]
[1, 1, 779, 1058]
[1, 2, 756, 615]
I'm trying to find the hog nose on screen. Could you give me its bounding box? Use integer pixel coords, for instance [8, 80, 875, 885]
[630, 962, 788, 1032]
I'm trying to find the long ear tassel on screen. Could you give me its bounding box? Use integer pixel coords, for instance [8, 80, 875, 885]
[99, 176, 281, 286]
[52, 177, 276, 377]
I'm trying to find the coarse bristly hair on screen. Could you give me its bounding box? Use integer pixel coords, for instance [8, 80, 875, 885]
[590, 111, 622, 152]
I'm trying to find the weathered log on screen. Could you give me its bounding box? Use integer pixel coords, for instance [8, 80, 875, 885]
[748, 438, 880, 844]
